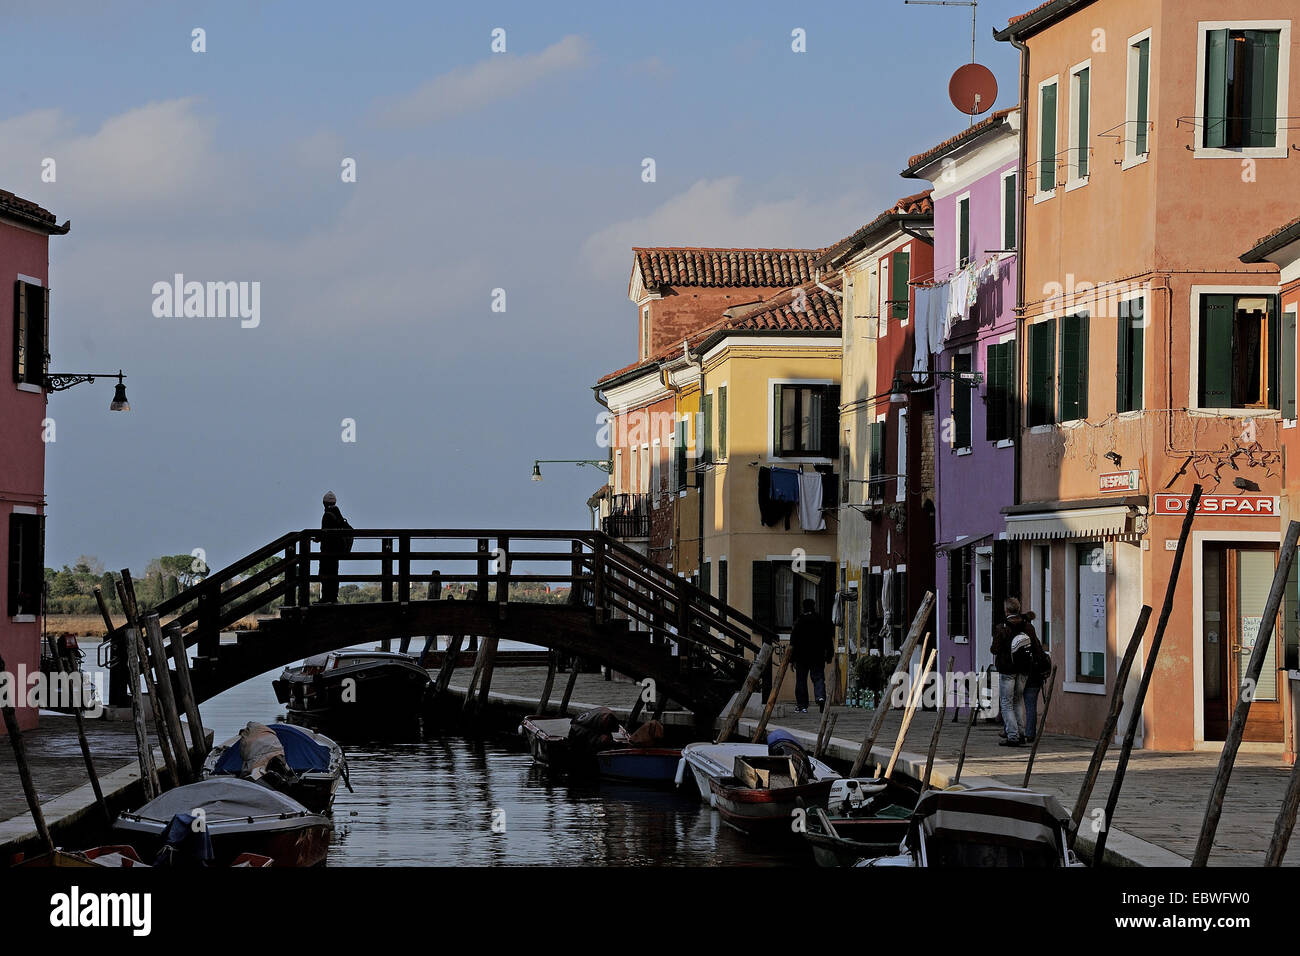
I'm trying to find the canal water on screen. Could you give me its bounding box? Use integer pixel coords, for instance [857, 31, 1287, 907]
[193, 655, 809, 867]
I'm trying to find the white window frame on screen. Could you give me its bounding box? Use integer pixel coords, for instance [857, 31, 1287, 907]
[1187, 283, 1287, 416]
[1123, 28, 1153, 170]
[1035, 75, 1060, 203]
[879, 258, 889, 337]
[1066, 59, 1092, 190]
[15, 273, 44, 394]
[614, 449, 623, 495]
[640, 442, 650, 493]
[1063, 541, 1108, 695]
[998, 169, 1017, 256]
[955, 191, 972, 268]
[768, 377, 836, 463]
[896, 407, 908, 503]
[1192, 19, 1292, 160]
[650, 437, 661, 504]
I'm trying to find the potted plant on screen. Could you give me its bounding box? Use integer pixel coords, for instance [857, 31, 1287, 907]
[852, 652, 900, 708]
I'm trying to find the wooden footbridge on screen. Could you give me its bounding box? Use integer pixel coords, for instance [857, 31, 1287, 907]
[104, 529, 775, 723]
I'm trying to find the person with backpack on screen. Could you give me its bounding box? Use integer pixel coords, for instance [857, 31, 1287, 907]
[318, 491, 354, 604]
[990, 597, 1042, 747]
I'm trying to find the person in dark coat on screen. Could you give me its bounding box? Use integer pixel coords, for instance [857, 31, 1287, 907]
[789, 599, 834, 714]
[318, 491, 351, 604]
[990, 597, 1042, 746]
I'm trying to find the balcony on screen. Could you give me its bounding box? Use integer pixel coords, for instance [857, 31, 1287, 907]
[603, 493, 650, 539]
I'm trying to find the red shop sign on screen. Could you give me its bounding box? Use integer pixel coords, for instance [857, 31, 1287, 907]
[1153, 494, 1279, 517]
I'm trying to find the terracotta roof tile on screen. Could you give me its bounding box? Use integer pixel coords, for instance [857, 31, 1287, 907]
[816, 191, 934, 267]
[632, 247, 822, 289]
[658, 275, 842, 358]
[904, 108, 1017, 173]
[0, 189, 68, 234]
[1241, 213, 1300, 263]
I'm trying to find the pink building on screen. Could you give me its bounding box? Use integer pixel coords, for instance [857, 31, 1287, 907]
[0, 190, 69, 733]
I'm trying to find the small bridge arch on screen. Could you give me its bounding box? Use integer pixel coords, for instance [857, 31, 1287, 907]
[106, 530, 775, 722]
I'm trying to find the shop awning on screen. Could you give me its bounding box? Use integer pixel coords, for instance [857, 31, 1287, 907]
[935, 533, 994, 552]
[1004, 505, 1145, 541]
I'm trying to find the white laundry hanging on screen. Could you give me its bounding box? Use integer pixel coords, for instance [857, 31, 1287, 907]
[798, 470, 825, 531]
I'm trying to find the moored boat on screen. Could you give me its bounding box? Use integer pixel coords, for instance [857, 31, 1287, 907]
[595, 747, 683, 784]
[678, 735, 838, 803]
[202, 721, 349, 814]
[273, 650, 432, 724]
[708, 753, 837, 836]
[802, 778, 917, 866]
[859, 786, 1082, 867]
[113, 778, 332, 867]
[519, 715, 574, 769]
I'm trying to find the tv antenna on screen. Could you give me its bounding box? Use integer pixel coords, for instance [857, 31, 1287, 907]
[904, 0, 995, 125]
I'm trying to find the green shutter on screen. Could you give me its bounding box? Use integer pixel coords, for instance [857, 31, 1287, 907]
[1028, 319, 1056, 426]
[959, 199, 970, 265]
[772, 384, 783, 456]
[1003, 175, 1016, 251]
[717, 385, 728, 459]
[953, 352, 972, 448]
[1135, 38, 1150, 155]
[1268, 295, 1281, 410]
[1247, 30, 1280, 148]
[986, 343, 1006, 441]
[1281, 306, 1297, 419]
[1117, 299, 1145, 413]
[1058, 313, 1089, 422]
[1200, 295, 1234, 407]
[13, 280, 26, 384]
[1204, 29, 1228, 148]
[701, 393, 713, 464]
[1076, 68, 1090, 178]
[891, 251, 910, 321]
[751, 561, 774, 631]
[1040, 82, 1058, 191]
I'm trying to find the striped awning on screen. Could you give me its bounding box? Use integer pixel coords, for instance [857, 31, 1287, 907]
[1005, 505, 1143, 541]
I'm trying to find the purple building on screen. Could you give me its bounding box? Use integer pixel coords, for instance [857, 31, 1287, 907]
[902, 108, 1021, 679]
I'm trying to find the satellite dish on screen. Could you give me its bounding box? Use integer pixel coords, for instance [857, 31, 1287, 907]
[949, 63, 998, 116]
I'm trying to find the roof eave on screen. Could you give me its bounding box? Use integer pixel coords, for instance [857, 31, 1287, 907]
[0, 211, 70, 236]
[1241, 222, 1300, 264]
[994, 0, 1097, 41]
[817, 213, 934, 269]
[696, 326, 841, 356]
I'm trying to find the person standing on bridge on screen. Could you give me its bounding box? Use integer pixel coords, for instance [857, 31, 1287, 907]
[790, 598, 833, 714]
[318, 491, 353, 604]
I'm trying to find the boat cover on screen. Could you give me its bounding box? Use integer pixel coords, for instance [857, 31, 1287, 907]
[131, 778, 311, 825]
[908, 786, 1070, 851]
[213, 722, 332, 775]
[152, 813, 215, 867]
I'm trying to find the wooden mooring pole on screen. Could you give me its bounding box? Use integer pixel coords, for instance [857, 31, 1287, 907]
[1022, 663, 1059, 787]
[1068, 605, 1152, 847]
[95, 586, 156, 799]
[0, 652, 55, 855]
[431, 634, 465, 701]
[537, 650, 558, 714]
[951, 666, 988, 787]
[884, 644, 935, 780]
[165, 624, 207, 762]
[714, 640, 775, 745]
[1093, 484, 1202, 865]
[750, 643, 792, 742]
[117, 576, 179, 788]
[143, 614, 194, 783]
[558, 663, 580, 717]
[1193, 518, 1300, 867]
[850, 591, 935, 778]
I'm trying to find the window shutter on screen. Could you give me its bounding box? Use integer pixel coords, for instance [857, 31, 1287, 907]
[1268, 295, 1281, 411]
[953, 352, 972, 448]
[891, 251, 910, 321]
[13, 281, 27, 384]
[717, 385, 728, 459]
[41, 287, 50, 383]
[1076, 68, 1090, 178]
[819, 384, 840, 457]
[1281, 307, 1297, 419]
[1117, 302, 1132, 413]
[1200, 295, 1234, 407]
[1003, 176, 1016, 251]
[1204, 29, 1229, 149]
[1058, 313, 1089, 421]
[1247, 30, 1280, 148]
[1028, 319, 1056, 426]
[986, 343, 1005, 441]
[718, 560, 728, 608]
[701, 392, 713, 464]
[1040, 83, 1058, 191]
[869, 421, 885, 494]
[675, 420, 687, 491]
[751, 561, 774, 632]
[772, 384, 783, 456]
[947, 552, 962, 639]
[959, 200, 970, 265]
[701, 561, 711, 598]
[1135, 38, 1150, 154]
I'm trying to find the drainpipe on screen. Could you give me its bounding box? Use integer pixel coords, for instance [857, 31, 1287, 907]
[682, 339, 706, 581]
[1010, 30, 1030, 512]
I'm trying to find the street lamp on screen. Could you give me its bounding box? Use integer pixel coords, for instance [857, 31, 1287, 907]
[44, 370, 131, 411]
[530, 459, 613, 482]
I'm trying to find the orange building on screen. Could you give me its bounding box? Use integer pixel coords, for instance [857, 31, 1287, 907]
[997, 0, 1298, 752]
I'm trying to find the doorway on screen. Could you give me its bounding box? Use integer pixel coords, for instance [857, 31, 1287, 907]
[1201, 543, 1283, 742]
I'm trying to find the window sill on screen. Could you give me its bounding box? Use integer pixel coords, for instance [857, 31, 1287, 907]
[1064, 680, 1107, 695]
[1284, 419, 1298, 430]
[1032, 189, 1057, 204]
[1065, 175, 1090, 193]
[11, 615, 36, 623]
[954, 447, 973, 457]
[1028, 424, 1055, 434]
[1058, 417, 1087, 428]
[1120, 151, 1150, 171]
[1117, 409, 1144, 420]
[994, 438, 1015, 449]
[1189, 407, 1281, 419]
[1194, 145, 1288, 160]
[15, 383, 42, 394]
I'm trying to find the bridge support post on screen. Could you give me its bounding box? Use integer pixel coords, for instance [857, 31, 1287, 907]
[298, 530, 313, 606]
[381, 538, 393, 602]
[398, 534, 411, 604]
[282, 542, 296, 608]
[538, 651, 558, 714]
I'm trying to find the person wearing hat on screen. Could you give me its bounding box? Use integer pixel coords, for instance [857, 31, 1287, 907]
[318, 491, 353, 604]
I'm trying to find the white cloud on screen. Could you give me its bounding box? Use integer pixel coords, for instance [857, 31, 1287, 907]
[579, 177, 879, 280]
[374, 35, 591, 127]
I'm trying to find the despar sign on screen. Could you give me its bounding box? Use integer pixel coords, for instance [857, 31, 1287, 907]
[1154, 494, 1279, 516]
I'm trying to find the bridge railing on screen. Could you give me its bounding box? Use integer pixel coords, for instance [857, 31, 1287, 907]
[125, 529, 775, 684]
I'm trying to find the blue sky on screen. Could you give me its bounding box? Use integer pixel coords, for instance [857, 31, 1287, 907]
[0, 0, 1031, 571]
